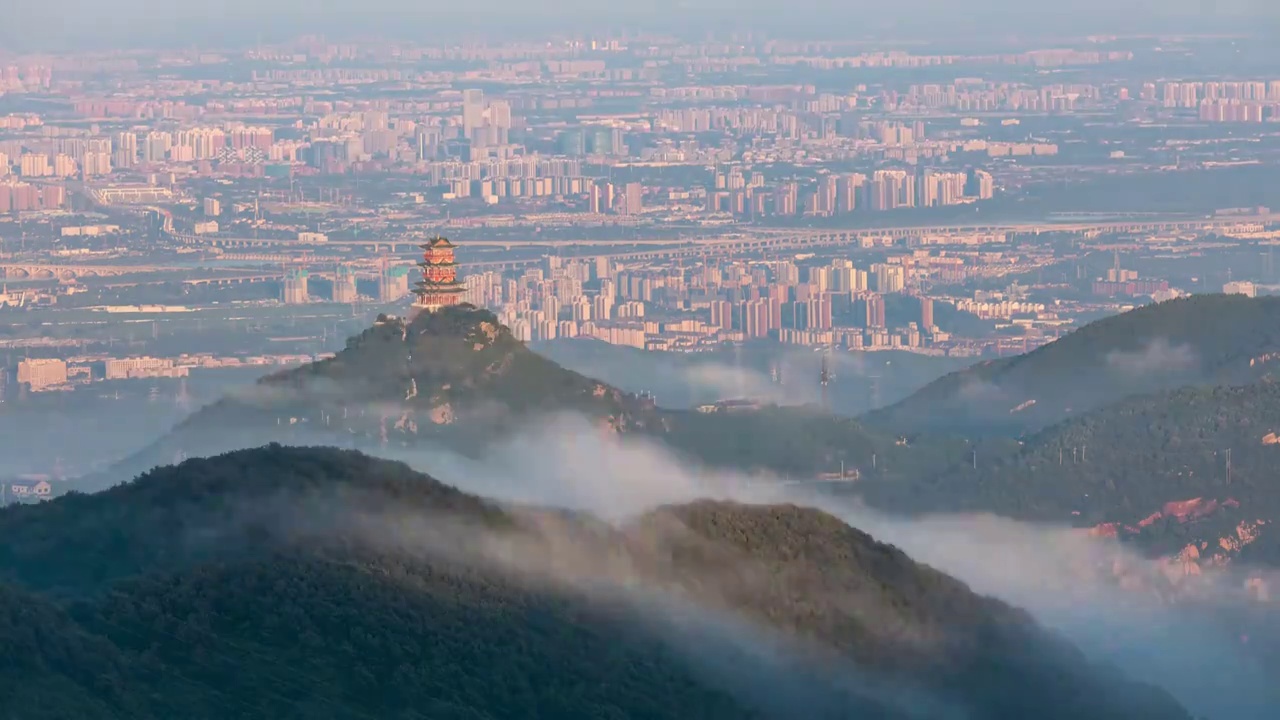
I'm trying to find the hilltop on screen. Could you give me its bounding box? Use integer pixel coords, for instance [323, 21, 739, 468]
[98, 305, 663, 485]
[99, 305, 908, 489]
[0, 445, 1194, 720]
[868, 294, 1280, 435]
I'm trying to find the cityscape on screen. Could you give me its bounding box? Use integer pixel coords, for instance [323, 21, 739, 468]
[6, 4, 1280, 718]
[6, 32, 1280, 408]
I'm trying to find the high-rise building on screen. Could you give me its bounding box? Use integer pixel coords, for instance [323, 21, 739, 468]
[486, 100, 512, 145]
[592, 294, 613, 320]
[202, 197, 221, 216]
[589, 181, 614, 214]
[19, 153, 50, 177]
[143, 132, 172, 163]
[871, 263, 906, 293]
[82, 151, 111, 176]
[974, 170, 995, 200]
[709, 300, 732, 329]
[557, 129, 586, 156]
[282, 269, 310, 305]
[415, 127, 442, 161]
[865, 293, 887, 328]
[774, 182, 799, 216]
[462, 89, 485, 140]
[378, 265, 411, 302]
[113, 131, 138, 168]
[870, 170, 914, 211]
[920, 297, 934, 330]
[333, 266, 358, 303]
[835, 173, 865, 213]
[621, 182, 643, 215]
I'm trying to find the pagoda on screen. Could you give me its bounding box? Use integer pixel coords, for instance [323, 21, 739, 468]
[411, 236, 466, 313]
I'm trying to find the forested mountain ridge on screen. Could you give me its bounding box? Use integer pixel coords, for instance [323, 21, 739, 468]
[862, 380, 1280, 571]
[0, 445, 1193, 720]
[98, 305, 907, 489]
[868, 295, 1280, 435]
[91, 296, 1280, 578]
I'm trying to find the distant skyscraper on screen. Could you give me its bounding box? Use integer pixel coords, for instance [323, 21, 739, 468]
[282, 268, 309, 305]
[462, 89, 485, 140]
[113, 131, 138, 168]
[415, 127, 442, 161]
[920, 297, 934, 330]
[973, 170, 995, 200]
[378, 265, 410, 302]
[866, 293, 886, 328]
[590, 181, 614, 214]
[333, 266, 358, 303]
[621, 182, 643, 215]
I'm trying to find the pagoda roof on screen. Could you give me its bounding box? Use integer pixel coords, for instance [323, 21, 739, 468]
[420, 236, 456, 249]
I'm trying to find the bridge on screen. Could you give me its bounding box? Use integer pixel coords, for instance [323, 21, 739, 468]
[164, 213, 1277, 261]
[0, 263, 179, 280]
[182, 274, 285, 287]
[13, 213, 1268, 285]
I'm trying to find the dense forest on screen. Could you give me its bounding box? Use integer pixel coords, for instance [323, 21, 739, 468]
[85, 296, 1280, 574]
[861, 381, 1280, 563]
[0, 445, 1194, 719]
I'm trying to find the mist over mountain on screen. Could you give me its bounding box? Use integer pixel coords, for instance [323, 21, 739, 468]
[99, 297, 1280, 578]
[869, 294, 1280, 436]
[97, 305, 909, 490]
[18, 297, 1280, 717]
[0, 444, 1195, 719]
[532, 336, 968, 415]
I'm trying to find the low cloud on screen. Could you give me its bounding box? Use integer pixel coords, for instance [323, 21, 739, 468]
[380, 415, 1279, 720]
[1105, 338, 1199, 377]
[105, 408, 1280, 720]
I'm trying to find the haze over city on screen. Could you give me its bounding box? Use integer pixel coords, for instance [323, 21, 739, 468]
[3, 3, 1280, 718]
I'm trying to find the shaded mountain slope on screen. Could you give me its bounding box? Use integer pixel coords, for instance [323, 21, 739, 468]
[0, 582, 146, 720]
[869, 295, 1280, 435]
[0, 445, 1191, 720]
[862, 380, 1280, 567]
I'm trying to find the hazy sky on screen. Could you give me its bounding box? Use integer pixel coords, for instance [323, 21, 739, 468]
[3, 0, 1278, 51]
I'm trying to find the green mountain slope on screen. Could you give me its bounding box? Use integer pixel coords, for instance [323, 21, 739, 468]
[869, 295, 1280, 435]
[0, 445, 1191, 720]
[863, 381, 1280, 567]
[99, 306, 907, 488]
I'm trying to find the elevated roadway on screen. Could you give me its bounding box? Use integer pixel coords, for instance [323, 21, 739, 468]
[165, 213, 1277, 261]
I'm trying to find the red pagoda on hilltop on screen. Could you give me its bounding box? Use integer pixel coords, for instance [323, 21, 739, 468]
[412, 236, 466, 312]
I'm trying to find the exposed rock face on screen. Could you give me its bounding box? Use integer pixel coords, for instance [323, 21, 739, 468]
[1220, 520, 1266, 554]
[429, 404, 455, 425]
[1249, 351, 1280, 368]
